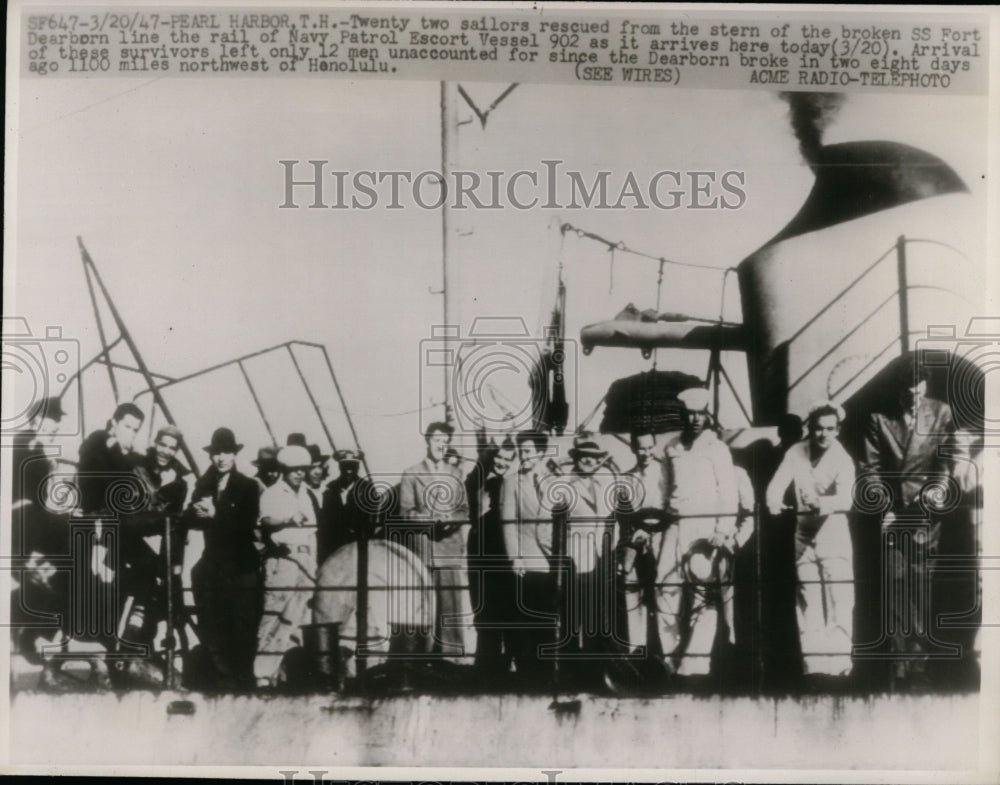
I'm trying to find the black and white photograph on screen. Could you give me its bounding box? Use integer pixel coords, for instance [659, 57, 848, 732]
[2, 1, 998, 779]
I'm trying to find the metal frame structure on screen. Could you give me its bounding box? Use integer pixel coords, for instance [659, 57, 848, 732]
[54, 238, 370, 689]
[60, 238, 369, 478]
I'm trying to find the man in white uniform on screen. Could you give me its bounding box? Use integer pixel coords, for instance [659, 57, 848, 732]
[663, 387, 749, 676]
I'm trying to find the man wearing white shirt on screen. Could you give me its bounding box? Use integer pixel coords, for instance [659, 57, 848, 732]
[767, 402, 855, 677]
[256, 445, 317, 685]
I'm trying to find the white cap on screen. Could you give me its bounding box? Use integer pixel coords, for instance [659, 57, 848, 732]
[677, 387, 711, 412]
[277, 445, 312, 469]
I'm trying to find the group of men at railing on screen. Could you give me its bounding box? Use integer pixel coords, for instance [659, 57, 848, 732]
[9, 354, 979, 693]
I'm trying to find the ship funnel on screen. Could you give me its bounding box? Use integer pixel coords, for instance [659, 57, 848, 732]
[738, 141, 975, 423]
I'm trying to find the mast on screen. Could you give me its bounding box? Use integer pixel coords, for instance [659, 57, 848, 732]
[438, 81, 519, 427]
[76, 237, 200, 475]
[440, 81, 458, 426]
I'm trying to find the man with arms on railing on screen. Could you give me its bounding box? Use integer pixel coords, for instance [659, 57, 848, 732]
[766, 402, 855, 678]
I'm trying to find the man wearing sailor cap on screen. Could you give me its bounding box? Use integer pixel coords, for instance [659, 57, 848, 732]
[660, 387, 750, 677]
[256, 444, 318, 686]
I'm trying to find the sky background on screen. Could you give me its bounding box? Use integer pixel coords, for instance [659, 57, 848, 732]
[7, 75, 988, 476]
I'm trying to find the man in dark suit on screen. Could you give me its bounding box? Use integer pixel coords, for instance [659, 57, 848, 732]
[857, 357, 969, 688]
[11, 396, 64, 512]
[75, 402, 146, 680]
[466, 437, 517, 678]
[318, 449, 382, 564]
[10, 397, 72, 688]
[77, 402, 145, 517]
[185, 427, 262, 692]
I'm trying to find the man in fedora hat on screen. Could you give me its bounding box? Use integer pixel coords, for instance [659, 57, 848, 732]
[256, 444, 318, 686]
[319, 449, 381, 564]
[553, 432, 620, 680]
[184, 427, 262, 692]
[662, 387, 751, 677]
[252, 446, 282, 494]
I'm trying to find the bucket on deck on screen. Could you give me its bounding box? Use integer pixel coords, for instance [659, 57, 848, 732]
[299, 621, 345, 692]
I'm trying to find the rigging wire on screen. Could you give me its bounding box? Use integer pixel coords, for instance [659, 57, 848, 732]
[560, 222, 736, 272]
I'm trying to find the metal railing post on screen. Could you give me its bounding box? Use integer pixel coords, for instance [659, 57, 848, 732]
[551, 503, 568, 693]
[164, 514, 176, 690]
[896, 235, 910, 355]
[355, 511, 369, 689]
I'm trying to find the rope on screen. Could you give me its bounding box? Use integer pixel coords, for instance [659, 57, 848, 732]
[560, 222, 734, 272]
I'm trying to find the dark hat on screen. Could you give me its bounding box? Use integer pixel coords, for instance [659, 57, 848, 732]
[307, 444, 330, 464]
[204, 427, 243, 454]
[252, 446, 278, 467]
[333, 448, 364, 465]
[286, 432, 307, 447]
[569, 432, 607, 458]
[29, 396, 66, 423]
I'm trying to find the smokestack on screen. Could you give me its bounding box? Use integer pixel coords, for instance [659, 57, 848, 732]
[779, 92, 846, 166]
[766, 141, 968, 247]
